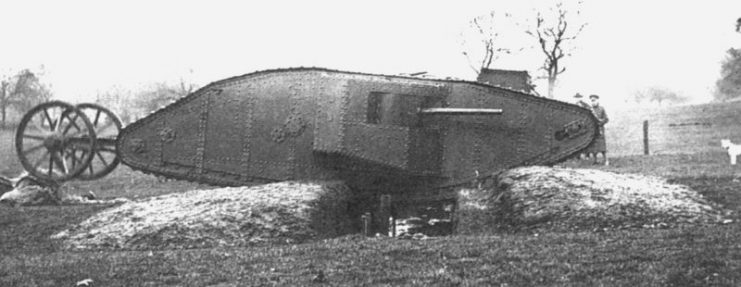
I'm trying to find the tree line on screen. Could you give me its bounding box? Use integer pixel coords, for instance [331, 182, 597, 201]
[715, 47, 741, 101]
[712, 19, 741, 101]
[0, 70, 197, 128]
[92, 79, 197, 125]
[0, 69, 52, 128]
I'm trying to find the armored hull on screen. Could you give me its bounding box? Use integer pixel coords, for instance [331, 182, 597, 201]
[116, 68, 597, 192]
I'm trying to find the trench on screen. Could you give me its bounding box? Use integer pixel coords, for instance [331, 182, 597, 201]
[349, 187, 458, 238]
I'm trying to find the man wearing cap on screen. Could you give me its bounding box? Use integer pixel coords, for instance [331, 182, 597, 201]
[586, 94, 609, 165]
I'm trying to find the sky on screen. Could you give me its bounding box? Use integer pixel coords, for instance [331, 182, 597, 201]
[1, 0, 740, 109]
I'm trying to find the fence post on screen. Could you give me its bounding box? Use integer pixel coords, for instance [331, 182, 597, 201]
[362, 212, 372, 237]
[377, 194, 392, 236]
[643, 120, 649, 155]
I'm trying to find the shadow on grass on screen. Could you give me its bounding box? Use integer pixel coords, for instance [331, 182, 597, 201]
[0, 205, 110, 254]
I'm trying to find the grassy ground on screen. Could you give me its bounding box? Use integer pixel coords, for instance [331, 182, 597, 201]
[3, 131, 741, 285]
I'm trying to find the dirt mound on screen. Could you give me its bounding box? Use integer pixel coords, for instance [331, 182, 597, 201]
[52, 181, 356, 250]
[457, 166, 732, 233]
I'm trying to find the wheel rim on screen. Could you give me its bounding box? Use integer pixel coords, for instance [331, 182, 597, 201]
[15, 101, 96, 182]
[74, 103, 122, 180]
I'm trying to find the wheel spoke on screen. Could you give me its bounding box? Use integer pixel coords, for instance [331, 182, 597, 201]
[42, 108, 54, 131]
[78, 150, 88, 168]
[50, 108, 61, 131]
[65, 148, 77, 166]
[78, 149, 93, 172]
[69, 113, 81, 131]
[51, 151, 68, 174]
[95, 150, 109, 166]
[32, 151, 50, 169]
[23, 133, 47, 141]
[37, 113, 46, 129]
[68, 149, 76, 169]
[22, 144, 46, 155]
[73, 149, 85, 171]
[93, 109, 102, 127]
[56, 111, 66, 131]
[77, 150, 85, 170]
[87, 155, 94, 175]
[62, 113, 80, 135]
[47, 154, 53, 176]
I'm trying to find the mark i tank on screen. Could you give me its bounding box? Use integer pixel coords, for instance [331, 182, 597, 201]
[14, 67, 598, 195]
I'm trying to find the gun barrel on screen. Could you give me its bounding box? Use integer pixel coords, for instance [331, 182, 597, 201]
[418, 108, 503, 115]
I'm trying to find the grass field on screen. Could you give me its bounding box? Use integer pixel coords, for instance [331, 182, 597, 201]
[2, 125, 741, 285]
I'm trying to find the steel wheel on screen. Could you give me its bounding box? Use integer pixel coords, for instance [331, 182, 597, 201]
[15, 101, 96, 182]
[74, 103, 122, 180]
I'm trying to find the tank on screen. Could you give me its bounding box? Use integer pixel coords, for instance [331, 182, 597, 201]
[112, 68, 598, 192]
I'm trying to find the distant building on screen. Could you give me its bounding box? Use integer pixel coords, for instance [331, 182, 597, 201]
[476, 68, 535, 95]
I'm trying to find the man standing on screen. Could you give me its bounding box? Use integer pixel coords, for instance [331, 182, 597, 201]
[572, 93, 592, 160]
[587, 94, 609, 165]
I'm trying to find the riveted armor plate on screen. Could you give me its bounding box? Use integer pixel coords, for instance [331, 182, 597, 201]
[116, 67, 598, 190]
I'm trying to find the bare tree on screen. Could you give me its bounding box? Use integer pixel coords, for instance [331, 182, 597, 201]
[461, 11, 525, 75]
[0, 69, 52, 128]
[527, 2, 586, 98]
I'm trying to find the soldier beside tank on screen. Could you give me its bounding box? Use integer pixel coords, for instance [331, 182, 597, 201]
[572, 93, 591, 160]
[571, 92, 609, 165]
[585, 94, 609, 165]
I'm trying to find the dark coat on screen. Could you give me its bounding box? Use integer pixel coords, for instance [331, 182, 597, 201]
[586, 104, 608, 153]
